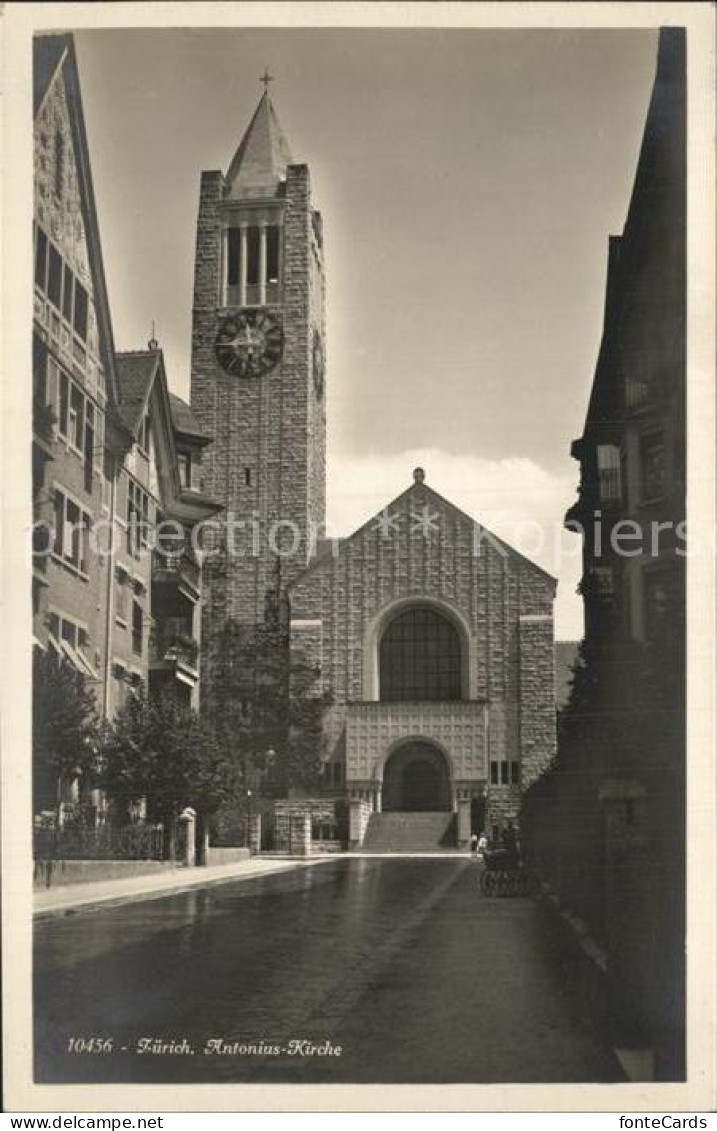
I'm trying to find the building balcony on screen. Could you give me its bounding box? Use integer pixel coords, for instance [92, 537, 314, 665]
[151, 550, 201, 601]
[149, 619, 199, 685]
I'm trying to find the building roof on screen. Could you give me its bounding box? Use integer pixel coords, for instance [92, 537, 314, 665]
[34, 33, 121, 406]
[169, 392, 212, 444]
[114, 350, 159, 434]
[226, 91, 294, 199]
[33, 34, 67, 114]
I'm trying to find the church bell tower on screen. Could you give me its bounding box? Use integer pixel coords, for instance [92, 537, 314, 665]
[190, 78, 327, 633]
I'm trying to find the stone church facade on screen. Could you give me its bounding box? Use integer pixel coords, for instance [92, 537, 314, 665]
[189, 87, 557, 849]
[289, 474, 557, 846]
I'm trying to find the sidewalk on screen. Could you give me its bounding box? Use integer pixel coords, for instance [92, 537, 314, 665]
[34, 855, 333, 919]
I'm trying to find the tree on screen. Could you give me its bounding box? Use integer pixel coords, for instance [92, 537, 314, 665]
[32, 648, 99, 818]
[202, 613, 332, 797]
[98, 688, 241, 856]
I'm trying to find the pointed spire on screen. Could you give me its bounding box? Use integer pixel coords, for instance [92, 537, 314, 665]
[226, 86, 293, 199]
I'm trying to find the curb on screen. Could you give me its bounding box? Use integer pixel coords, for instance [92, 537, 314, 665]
[33, 857, 334, 920]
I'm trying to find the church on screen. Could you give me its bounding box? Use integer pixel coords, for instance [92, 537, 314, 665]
[189, 85, 558, 851]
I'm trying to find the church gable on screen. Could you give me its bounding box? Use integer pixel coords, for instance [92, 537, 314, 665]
[291, 470, 555, 607]
[289, 470, 555, 707]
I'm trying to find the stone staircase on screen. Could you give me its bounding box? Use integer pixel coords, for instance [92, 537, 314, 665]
[361, 811, 458, 853]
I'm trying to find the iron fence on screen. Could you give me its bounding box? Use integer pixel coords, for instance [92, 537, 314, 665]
[33, 822, 165, 861]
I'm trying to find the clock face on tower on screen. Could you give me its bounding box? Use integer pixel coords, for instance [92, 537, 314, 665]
[214, 310, 284, 378]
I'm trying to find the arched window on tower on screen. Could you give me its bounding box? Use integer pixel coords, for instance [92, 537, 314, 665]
[379, 606, 463, 702]
[224, 223, 283, 307]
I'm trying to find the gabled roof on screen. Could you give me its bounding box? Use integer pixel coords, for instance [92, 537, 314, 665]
[114, 351, 158, 435]
[290, 472, 557, 591]
[169, 392, 212, 445]
[33, 33, 120, 406]
[114, 349, 223, 523]
[226, 91, 293, 199]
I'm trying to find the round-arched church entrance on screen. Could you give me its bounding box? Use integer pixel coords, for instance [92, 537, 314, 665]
[382, 741, 452, 812]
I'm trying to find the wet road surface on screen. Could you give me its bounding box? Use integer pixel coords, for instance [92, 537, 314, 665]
[35, 858, 623, 1084]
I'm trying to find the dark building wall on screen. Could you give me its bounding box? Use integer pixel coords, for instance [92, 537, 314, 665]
[525, 28, 686, 1081]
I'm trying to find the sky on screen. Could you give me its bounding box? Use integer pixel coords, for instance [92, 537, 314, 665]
[73, 27, 659, 639]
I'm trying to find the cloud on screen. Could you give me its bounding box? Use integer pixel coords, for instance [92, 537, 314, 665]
[326, 448, 584, 641]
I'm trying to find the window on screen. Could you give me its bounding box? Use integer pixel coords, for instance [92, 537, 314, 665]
[246, 227, 260, 287]
[35, 228, 48, 290]
[54, 128, 64, 198]
[48, 244, 62, 309]
[138, 413, 150, 454]
[324, 762, 343, 788]
[227, 228, 241, 287]
[34, 226, 90, 345]
[69, 384, 84, 450]
[33, 337, 47, 403]
[225, 223, 282, 304]
[115, 571, 128, 622]
[48, 612, 90, 654]
[640, 432, 666, 502]
[127, 480, 151, 557]
[56, 368, 99, 478]
[61, 618, 77, 649]
[177, 452, 192, 489]
[58, 370, 69, 438]
[62, 262, 73, 322]
[591, 566, 614, 599]
[53, 489, 91, 574]
[380, 606, 462, 701]
[73, 281, 88, 342]
[490, 760, 520, 787]
[266, 226, 280, 282]
[132, 600, 143, 656]
[596, 444, 621, 505]
[84, 402, 95, 493]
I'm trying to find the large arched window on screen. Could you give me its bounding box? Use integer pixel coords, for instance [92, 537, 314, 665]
[379, 606, 462, 701]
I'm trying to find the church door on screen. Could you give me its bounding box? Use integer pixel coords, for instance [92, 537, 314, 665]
[382, 741, 452, 812]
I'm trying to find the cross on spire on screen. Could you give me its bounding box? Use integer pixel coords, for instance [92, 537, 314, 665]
[260, 68, 274, 92]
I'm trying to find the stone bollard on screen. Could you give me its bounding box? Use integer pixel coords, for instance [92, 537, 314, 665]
[248, 813, 262, 855]
[178, 807, 197, 867]
[290, 813, 311, 856]
[348, 799, 366, 849]
[197, 818, 210, 866]
[457, 798, 472, 849]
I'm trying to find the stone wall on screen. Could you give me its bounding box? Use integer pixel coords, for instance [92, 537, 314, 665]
[274, 798, 342, 853]
[518, 615, 557, 787]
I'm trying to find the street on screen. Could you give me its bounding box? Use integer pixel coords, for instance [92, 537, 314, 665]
[35, 858, 623, 1084]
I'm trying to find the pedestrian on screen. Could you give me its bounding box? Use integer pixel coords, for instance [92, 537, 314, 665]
[470, 833, 479, 856]
[502, 820, 518, 863]
[477, 831, 488, 860]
